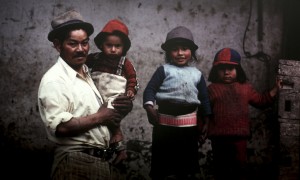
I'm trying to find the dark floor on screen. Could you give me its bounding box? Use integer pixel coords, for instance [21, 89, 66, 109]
[1, 147, 53, 180]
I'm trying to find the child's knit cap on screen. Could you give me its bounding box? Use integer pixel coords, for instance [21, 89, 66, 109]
[94, 19, 131, 53]
[161, 26, 198, 51]
[213, 48, 241, 66]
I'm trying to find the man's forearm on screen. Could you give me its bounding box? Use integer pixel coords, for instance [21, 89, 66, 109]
[55, 112, 104, 137]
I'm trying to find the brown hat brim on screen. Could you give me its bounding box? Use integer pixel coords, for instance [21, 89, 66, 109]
[48, 20, 94, 42]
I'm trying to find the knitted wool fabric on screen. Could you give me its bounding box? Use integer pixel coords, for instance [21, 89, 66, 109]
[213, 48, 241, 66]
[155, 64, 202, 105]
[208, 82, 273, 137]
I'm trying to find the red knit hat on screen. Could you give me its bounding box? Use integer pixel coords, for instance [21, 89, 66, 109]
[213, 48, 241, 66]
[94, 19, 131, 54]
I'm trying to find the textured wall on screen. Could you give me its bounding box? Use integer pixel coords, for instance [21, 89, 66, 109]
[0, 0, 284, 179]
[278, 60, 300, 179]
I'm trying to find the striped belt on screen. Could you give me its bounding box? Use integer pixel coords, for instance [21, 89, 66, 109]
[158, 112, 197, 127]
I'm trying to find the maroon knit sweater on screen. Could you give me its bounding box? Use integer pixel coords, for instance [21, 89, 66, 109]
[207, 82, 274, 137]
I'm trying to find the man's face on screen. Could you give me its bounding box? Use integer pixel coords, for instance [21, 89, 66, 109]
[55, 29, 90, 71]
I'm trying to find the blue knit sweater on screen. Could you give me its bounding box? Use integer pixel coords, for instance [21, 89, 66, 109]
[143, 63, 211, 116]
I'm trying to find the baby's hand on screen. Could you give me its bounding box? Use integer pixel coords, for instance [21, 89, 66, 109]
[126, 90, 135, 100]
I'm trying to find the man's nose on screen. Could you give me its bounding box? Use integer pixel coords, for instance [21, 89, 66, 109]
[76, 44, 83, 51]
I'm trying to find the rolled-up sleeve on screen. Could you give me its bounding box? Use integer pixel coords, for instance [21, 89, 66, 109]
[38, 81, 73, 135]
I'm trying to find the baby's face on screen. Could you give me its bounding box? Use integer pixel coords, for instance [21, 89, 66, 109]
[101, 35, 124, 60]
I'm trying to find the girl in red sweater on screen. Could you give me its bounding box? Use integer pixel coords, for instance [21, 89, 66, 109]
[207, 48, 281, 180]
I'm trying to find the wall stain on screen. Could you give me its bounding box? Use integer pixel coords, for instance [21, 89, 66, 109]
[139, 126, 145, 134]
[239, 4, 248, 15]
[174, 2, 183, 12]
[189, 8, 197, 18]
[223, 13, 228, 18]
[157, 4, 162, 13]
[54, 3, 63, 8]
[210, 7, 216, 16]
[197, 5, 204, 13]
[30, 8, 34, 20]
[5, 18, 20, 22]
[24, 26, 36, 30]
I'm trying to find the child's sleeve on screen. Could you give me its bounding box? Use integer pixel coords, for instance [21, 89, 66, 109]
[197, 75, 212, 117]
[248, 83, 274, 109]
[123, 59, 139, 94]
[143, 66, 165, 107]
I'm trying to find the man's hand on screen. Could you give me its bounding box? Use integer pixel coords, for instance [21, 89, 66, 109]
[97, 102, 122, 127]
[112, 94, 133, 116]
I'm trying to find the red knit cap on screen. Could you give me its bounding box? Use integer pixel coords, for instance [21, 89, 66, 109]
[213, 48, 241, 66]
[94, 19, 131, 54]
[100, 19, 129, 35]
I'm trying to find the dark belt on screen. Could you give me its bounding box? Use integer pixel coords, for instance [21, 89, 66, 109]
[82, 148, 115, 161]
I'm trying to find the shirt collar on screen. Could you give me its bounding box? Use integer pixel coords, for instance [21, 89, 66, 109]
[58, 56, 90, 81]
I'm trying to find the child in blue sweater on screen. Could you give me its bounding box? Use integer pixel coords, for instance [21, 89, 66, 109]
[143, 26, 212, 179]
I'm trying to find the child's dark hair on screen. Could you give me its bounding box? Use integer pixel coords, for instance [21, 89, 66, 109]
[208, 64, 248, 83]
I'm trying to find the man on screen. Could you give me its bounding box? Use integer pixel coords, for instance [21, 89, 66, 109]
[38, 10, 132, 179]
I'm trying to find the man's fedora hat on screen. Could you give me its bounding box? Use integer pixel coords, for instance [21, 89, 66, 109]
[48, 10, 94, 42]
